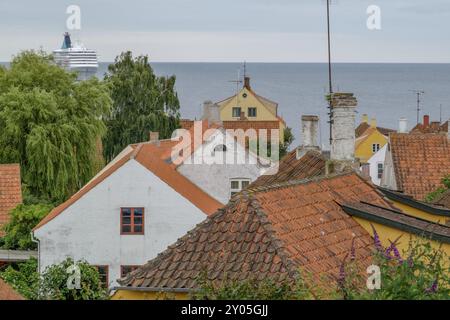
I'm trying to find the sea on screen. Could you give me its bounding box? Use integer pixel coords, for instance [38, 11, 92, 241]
[3, 62, 450, 146]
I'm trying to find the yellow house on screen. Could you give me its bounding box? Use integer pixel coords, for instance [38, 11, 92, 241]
[355, 115, 393, 163]
[216, 76, 285, 142]
[342, 188, 450, 257]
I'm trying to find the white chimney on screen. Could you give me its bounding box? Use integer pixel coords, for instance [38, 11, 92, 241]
[330, 93, 357, 162]
[202, 100, 221, 124]
[398, 118, 408, 133]
[302, 115, 319, 148]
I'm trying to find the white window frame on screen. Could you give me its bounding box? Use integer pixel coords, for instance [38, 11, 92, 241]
[230, 179, 251, 197]
[377, 162, 384, 180]
[372, 143, 381, 153]
[232, 107, 241, 118]
[248, 107, 257, 117]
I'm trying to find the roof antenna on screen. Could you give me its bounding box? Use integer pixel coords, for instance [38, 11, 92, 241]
[410, 90, 425, 124]
[228, 68, 243, 107]
[324, 0, 335, 145]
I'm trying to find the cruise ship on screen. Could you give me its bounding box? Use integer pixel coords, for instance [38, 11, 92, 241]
[53, 32, 98, 81]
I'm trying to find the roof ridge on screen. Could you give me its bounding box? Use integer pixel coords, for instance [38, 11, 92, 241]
[247, 169, 355, 195]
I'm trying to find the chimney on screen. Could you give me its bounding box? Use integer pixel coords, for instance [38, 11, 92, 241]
[244, 76, 251, 90]
[398, 118, 408, 133]
[370, 118, 377, 128]
[240, 111, 247, 121]
[301, 115, 319, 148]
[362, 114, 369, 123]
[423, 114, 430, 127]
[201, 100, 221, 124]
[330, 93, 357, 162]
[149, 131, 159, 143]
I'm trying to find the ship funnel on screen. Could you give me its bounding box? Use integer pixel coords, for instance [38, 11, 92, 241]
[62, 32, 72, 49]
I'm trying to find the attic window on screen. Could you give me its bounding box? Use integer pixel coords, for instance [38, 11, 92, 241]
[372, 143, 380, 153]
[121, 208, 144, 235]
[230, 179, 251, 197]
[213, 144, 227, 152]
[242, 93, 248, 98]
[232, 107, 241, 117]
[248, 107, 257, 117]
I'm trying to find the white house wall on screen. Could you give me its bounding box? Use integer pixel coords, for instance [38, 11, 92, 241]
[34, 159, 207, 288]
[177, 130, 264, 204]
[367, 144, 387, 186]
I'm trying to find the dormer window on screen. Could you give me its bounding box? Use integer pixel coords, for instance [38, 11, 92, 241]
[213, 144, 227, 153]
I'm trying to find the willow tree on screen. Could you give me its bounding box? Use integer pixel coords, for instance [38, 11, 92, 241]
[103, 51, 180, 162]
[0, 50, 111, 203]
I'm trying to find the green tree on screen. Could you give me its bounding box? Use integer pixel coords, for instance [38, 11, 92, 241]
[425, 174, 450, 202]
[1, 204, 53, 250]
[0, 50, 111, 202]
[0, 258, 108, 300]
[280, 126, 294, 158]
[0, 258, 40, 300]
[103, 51, 180, 161]
[39, 258, 108, 300]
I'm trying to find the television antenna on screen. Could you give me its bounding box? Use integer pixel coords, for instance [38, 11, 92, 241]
[410, 90, 425, 124]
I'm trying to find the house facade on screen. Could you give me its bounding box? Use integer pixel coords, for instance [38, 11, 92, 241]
[365, 144, 387, 186]
[33, 124, 264, 288]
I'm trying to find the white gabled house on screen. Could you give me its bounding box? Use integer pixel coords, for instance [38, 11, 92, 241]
[33, 121, 266, 288]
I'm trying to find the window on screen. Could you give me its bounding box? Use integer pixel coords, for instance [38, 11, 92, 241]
[232, 107, 241, 117]
[248, 107, 257, 117]
[94, 265, 109, 288]
[213, 144, 227, 152]
[230, 179, 251, 197]
[377, 163, 384, 180]
[120, 265, 140, 278]
[121, 208, 144, 235]
[372, 143, 381, 153]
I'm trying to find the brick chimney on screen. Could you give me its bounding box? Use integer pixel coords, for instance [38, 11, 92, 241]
[423, 114, 430, 127]
[297, 115, 320, 159]
[149, 131, 159, 143]
[244, 76, 251, 90]
[301, 115, 319, 148]
[330, 93, 357, 162]
[398, 118, 408, 133]
[370, 118, 377, 128]
[240, 111, 247, 121]
[202, 100, 221, 124]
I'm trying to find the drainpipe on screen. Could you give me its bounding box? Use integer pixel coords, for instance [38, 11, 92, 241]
[30, 232, 40, 274]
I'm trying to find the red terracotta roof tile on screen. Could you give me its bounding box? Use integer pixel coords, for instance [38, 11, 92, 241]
[0, 164, 22, 233]
[250, 149, 326, 188]
[118, 172, 386, 291]
[0, 279, 24, 300]
[389, 133, 450, 200]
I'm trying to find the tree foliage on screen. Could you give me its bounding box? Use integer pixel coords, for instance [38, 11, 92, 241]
[0, 204, 53, 250]
[425, 174, 450, 202]
[0, 50, 111, 202]
[0, 258, 40, 300]
[103, 51, 180, 162]
[0, 258, 108, 300]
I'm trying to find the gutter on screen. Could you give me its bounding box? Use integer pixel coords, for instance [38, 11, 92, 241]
[113, 286, 193, 293]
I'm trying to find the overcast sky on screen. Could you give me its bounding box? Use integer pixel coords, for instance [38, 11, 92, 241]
[1, 0, 449, 62]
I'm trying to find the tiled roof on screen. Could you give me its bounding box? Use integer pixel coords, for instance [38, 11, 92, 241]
[411, 120, 448, 134]
[117, 172, 386, 291]
[0, 279, 24, 300]
[250, 149, 326, 188]
[355, 123, 394, 138]
[433, 190, 450, 209]
[342, 201, 450, 243]
[0, 164, 22, 232]
[389, 133, 450, 200]
[34, 122, 223, 231]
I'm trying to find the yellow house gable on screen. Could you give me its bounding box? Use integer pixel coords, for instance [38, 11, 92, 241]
[355, 127, 389, 163]
[217, 86, 278, 122]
